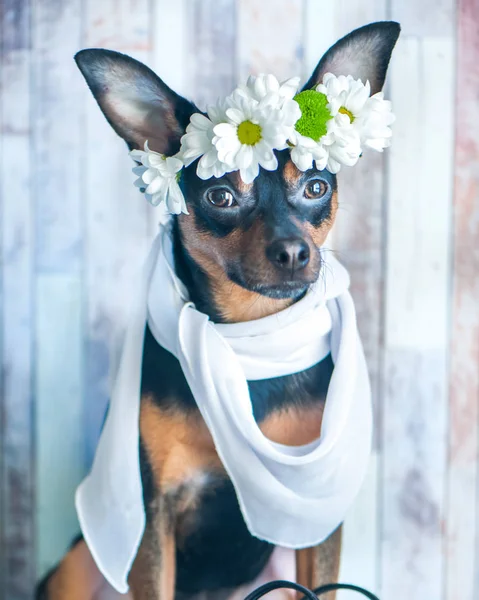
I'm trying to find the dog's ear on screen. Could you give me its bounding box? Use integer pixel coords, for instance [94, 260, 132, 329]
[303, 21, 400, 94]
[75, 49, 196, 154]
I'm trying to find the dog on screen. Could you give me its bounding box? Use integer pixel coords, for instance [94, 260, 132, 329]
[36, 21, 400, 600]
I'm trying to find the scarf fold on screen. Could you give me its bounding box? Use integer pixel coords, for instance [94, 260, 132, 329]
[76, 221, 372, 594]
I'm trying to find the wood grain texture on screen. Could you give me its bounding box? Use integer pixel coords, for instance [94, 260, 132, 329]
[188, 0, 236, 108]
[381, 36, 453, 599]
[1, 3, 478, 598]
[237, 0, 303, 82]
[446, 1, 479, 598]
[390, 0, 455, 36]
[32, 0, 84, 273]
[338, 454, 379, 598]
[303, 0, 338, 80]
[31, 0, 86, 583]
[35, 275, 83, 576]
[151, 0, 188, 98]
[0, 0, 35, 598]
[82, 0, 151, 468]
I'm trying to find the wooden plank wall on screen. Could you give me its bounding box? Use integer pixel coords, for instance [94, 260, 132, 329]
[0, 1, 477, 599]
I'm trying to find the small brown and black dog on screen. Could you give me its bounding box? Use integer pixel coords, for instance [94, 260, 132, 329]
[37, 21, 400, 600]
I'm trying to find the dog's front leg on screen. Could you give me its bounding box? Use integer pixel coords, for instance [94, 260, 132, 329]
[296, 526, 342, 600]
[128, 498, 176, 600]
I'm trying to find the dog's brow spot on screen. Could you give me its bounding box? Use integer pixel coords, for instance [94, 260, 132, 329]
[283, 160, 302, 186]
[230, 171, 253, 194]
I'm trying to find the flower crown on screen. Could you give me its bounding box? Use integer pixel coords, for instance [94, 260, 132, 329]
[130, 72, 394, 215]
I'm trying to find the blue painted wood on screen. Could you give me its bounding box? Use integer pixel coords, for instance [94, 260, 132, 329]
[35, 275, 84, 577]
[31, 0, 86, 582]
[0, 0, 35, 597]
[32, 0, 84, 273]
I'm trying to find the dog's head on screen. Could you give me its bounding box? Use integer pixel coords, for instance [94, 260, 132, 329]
[76, 22, 399, 322]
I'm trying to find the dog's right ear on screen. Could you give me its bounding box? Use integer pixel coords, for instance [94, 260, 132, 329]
[75, 49, 196, 154]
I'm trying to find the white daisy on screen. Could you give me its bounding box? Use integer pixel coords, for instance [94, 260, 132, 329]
[355, 92, 395, 151]
[288, 72, 395, 174]
[324, 127, 362, 174]
[130, 142, 187, 215]
[179, 100, 231, 180]
[236, 73, 301, 106]
[318, 72, 394, 155]
[212, 90, 300, 184]
[317, 73, 371, 126]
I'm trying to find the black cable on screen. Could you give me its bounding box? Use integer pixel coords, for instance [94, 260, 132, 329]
[243, 580, 319, 600]
[311, 582, 380, 599]
[243, 579, 380, 599]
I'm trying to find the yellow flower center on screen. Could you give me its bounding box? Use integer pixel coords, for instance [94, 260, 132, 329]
[237, 120, 262, 145]
[339, 106, 355, 122]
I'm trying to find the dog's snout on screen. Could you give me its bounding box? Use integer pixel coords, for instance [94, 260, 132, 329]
[266, 238, 310, 272]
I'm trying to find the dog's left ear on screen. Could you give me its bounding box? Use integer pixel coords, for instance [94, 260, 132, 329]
[303, 21, 400, 94]
[75, 48, 197, 154]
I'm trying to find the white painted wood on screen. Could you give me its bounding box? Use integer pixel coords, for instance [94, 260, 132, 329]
[303, 0, 337, 81]
[32, 0, 83, 273]
[151, 0, 188, 98]
[391, 0, 456, 36]
[0, 0, 35, 592]
[35, 275, 84, 576]
[338, 453, 379, 598]
[82, 0, 151, 467]
[236, 0, 304, 82]
[381, 36, 453, 599]
[187, 0, 236, 108]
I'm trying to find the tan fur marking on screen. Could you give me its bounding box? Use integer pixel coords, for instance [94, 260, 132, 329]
[260, 404, 324, 447]
[140, 396, 223, 492]
[179, 212, 295, 322]
[304, 189, 339, 247]
[283, 159, 303, 186]
[228, 170, 254, 195]
[47, 540, 130, 600]
[129, 505, 176, 600]
[213, 282, 293, 322]
[296, 527, 343, 600]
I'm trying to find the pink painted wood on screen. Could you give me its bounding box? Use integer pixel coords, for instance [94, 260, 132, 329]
[446, 2, 479, 599]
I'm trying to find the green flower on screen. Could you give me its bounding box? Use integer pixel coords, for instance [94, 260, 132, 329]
[293, 90, 332, 141]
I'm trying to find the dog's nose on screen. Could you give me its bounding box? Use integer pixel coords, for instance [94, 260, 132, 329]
[266, 238, 310, 271]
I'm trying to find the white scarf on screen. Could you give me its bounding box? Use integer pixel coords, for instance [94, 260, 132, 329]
[75, 221, 372, 594]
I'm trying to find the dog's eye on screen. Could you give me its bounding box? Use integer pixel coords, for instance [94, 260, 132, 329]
[304, 180, 328, 200]
[207, 189, 237, 208]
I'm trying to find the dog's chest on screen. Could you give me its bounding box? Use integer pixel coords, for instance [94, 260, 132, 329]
[138, 326, 333, 592]
[139, 326, 333, 504]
